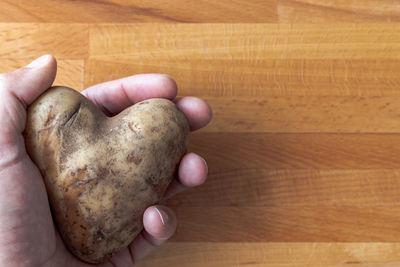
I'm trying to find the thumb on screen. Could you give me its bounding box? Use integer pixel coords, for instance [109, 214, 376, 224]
[0, 55, 57, 136]
[2, 55, 57, 107]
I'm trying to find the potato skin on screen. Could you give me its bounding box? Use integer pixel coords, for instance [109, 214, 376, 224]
[25, 86, 189, 263]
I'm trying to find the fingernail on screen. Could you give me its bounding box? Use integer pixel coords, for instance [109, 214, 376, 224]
[202, 157, 208, 175]
[27, 55, 51, 68]
[154, 207, 168, 225]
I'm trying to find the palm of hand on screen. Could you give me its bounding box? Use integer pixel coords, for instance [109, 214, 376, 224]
[0, 55, 211, 267]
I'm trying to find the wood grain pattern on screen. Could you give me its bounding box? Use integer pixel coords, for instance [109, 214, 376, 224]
[278, 0, 400, 22]
[0, 0, 277, 23]
[137, 242, 400, 267]
[203, 96, 400, 133]
[86, 58, 400, 97]
[89, 24, 400, 59]
[2, 1, 400, 23]
[165, 169, 400, 207]
[55, 60, 85, 91]
[0, 23, 88, 59]
[189, 133, 400, 170]
[170, 206, 400, 242]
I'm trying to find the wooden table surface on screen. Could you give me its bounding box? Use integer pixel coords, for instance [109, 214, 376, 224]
[1, 1, 400, 266]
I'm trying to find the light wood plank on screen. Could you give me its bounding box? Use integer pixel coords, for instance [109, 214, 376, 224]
[278, 0, 400, 22]
[0, 0, 277, 23]
[165, 169, 400, 207]
[203, 96, 400, 133]
[85, 58, 400, 97]
[170, 206, 400, 242]
[0, 59, 84, 91]
[138, 242, 400, 267]
[55, 60, 85, 91]
[0, 23, 88, 59]
[89, 24, 400, 59]
[190, 133, 400, 170]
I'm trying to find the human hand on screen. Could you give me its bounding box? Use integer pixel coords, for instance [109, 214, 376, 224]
[0, 55, 211, 267]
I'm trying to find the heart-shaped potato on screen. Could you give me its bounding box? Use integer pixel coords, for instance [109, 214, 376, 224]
[24, 86, 189, 263]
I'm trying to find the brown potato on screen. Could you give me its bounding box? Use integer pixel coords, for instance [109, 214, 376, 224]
[24, 86, 189, 263]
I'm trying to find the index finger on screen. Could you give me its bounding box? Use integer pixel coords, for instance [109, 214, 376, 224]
[82, 74, 212, 131]
[82, 74, 178, 116]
